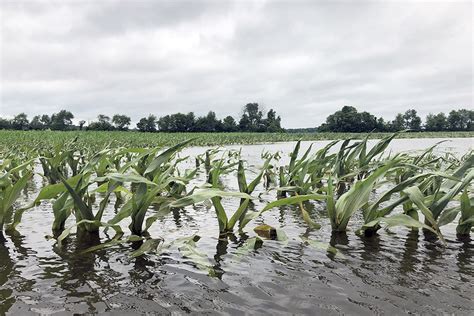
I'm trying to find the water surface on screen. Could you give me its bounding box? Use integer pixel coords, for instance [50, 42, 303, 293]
[1, 138, 473, 315]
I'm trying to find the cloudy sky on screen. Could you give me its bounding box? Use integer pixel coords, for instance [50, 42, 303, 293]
[0, 0, 472, 128]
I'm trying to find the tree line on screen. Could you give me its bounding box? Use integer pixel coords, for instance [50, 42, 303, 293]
[0, 103, 284, 133]
[317, 106, 473, 132]
[1, 104, 472, 133]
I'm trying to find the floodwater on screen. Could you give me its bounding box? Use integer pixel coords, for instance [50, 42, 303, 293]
[1, 138, 473, 315]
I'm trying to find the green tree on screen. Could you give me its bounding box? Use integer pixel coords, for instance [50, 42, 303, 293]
[12, 113, 29, 130]
[448, 109, 473, 131]
[318, 106, 386, 132]
[390, 113, 405, 131]
[157, 115, 172, 132]
[239, 103, 264, 132]
[195, 111, 222, 132]
[0, 117, 11, 130]
[402, 109, 421, 131]
[50, 110, 74, 131]
[376, 117, 388, 132]
[88, 114, 114, 131]
[40, 115, 51, 128]
[320, 106, 363, 132]
[137, 114, 157, 132]
[222, 115, 238, 132]
[172, 112, 196, 132]
[78, 120, 86, 131]
[112, 114, 131, 131]
[425, 113, 447, 131]
[264, 109, 283, 132]
[158, 112, 195, 132]
[29, 115, 44, 130]
[359, 111, 378, 132]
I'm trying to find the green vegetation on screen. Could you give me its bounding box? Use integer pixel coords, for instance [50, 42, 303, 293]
[318, 106, 473, 132]
[0, 130, 472, 153]
[1, 104, 472, 133]
[0, 103, 284, 133]
[0, 131, 472, 275]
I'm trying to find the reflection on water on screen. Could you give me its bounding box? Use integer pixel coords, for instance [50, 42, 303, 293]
[0, 243, 15, 314]
[0, 138, 473, 314]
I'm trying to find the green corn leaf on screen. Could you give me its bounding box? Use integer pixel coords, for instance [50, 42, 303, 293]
[170, 188, 251, 208]
[130, 238, 163, 257]
[144, 139, 195, 175]
[363, 213, 436, 234]
[437, 206, 460, 227]
[335, 160, 396, 231]
[240, 193, 325, 229]
[96, 172, 157, 186]
[457, 189, 474, 235]
[237, 160, 248, 193]
[227, 198, 250, 230]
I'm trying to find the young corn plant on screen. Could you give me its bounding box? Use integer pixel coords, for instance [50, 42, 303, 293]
[403, 169, 474, 233]
[360, 171, 439, 236]
[353, 132, 400, 179]
[0, 166, 32, 241]
[256, 160, 398, 231]
[362, 156, 473, 241]
[237, 158, 270, 194]
[327, 160, 398, 231]
[278, 140, 338, 196]
[204, 154, 252, 233]
[105, 139, 198, 236]
[456, 189, 474, 236]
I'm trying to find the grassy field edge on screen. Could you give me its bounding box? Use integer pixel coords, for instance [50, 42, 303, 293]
[0, 130, 472, 148]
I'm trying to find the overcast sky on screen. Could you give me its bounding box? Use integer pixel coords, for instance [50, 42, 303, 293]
[0, 0, 472, 128]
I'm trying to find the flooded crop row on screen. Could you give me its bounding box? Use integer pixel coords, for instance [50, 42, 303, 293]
[0, 135, 472, 315]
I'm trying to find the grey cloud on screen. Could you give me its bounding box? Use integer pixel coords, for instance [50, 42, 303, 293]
[0, 0, 472, 128]
[82, 0, 233, 35]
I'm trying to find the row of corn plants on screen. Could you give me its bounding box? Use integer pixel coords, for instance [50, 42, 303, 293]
[0, 133, 472, 266]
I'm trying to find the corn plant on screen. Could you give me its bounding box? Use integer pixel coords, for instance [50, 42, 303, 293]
[278, 140, 338, 196]
[456, 190, 474, 236]
[0, 163, 32, 241]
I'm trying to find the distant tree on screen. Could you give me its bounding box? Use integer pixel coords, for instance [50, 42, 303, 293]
[318, 106, 386, 132]
[238, 113, 251, 131]
[324, 106, 358, 132]
[78, 120, 86, 131]
[239, 103, 264, 132]
[358, 111, 378, 132]
[158, 112, 195, 132]
[264, 109, 283, 132]
[425, 113, 447, 131]
[157, 115, 172, 132]
[0, 117, 11, 130]
[88, 114, 114, 131]
[222, 115, 238, 132]
[40, 114, 51, 128]
[12, 113, 29, 130]
[376, 117, 388, 132]
[320, 106, 362, 132]
[51, 110, 74, 130]
[112, 114, 131, 131]
[195, 111, 222, 132]
[402, 109, 421, 131]
[30, 115, 44, 130]
[390, 113, 405, 131]
[317, 122, 329, 132]
[448, 109, 473, 131]
[137, 114, 157, 132]
[172, 112, 195, 132]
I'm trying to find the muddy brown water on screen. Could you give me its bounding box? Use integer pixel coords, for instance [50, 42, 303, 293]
[1, 138, 473, 315]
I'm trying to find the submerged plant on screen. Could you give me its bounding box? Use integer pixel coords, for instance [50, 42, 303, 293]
[0, 167, 32, 241]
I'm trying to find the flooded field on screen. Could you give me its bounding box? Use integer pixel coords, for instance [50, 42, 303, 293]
[1, 137, 473, 315]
